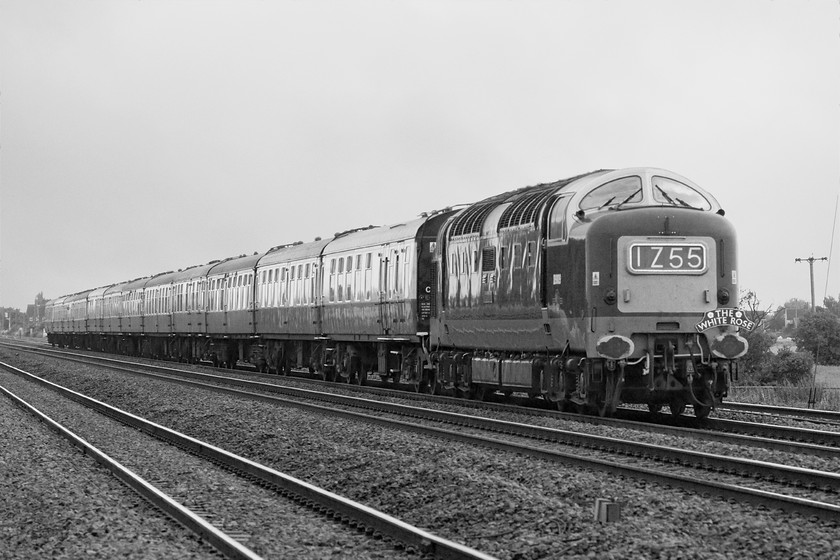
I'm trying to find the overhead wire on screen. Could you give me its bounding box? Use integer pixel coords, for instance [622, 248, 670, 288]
[826, 192, 838, 300]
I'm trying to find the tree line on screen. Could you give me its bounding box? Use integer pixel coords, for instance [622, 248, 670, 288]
[739, 290, 840, 385]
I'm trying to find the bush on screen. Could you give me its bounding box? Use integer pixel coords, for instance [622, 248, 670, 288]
[794, 310, 840, 365]
[739, 329, 775, 374]
[763, 348, 815, 385]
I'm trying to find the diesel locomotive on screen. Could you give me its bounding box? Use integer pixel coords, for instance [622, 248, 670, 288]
[45, 167, 751, 417]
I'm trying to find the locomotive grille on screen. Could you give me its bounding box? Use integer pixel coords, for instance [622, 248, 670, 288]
[498, 189, 555, 229]
[450, 203, 497, 236]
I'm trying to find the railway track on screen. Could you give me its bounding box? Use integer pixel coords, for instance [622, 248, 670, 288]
[0, 360, 496, 560]
[0, 389, 219, 559]
[6, 345, 840, 522]
[9, 342, 840, 455]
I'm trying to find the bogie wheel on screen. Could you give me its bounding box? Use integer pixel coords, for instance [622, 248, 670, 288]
[648, 403, 663, 415]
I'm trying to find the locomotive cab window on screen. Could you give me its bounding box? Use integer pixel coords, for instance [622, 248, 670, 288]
[579, 176, 642, 211]
[651, 176, 712, 210]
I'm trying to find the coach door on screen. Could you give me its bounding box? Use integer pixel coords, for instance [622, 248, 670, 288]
[378, 250, 392, 334]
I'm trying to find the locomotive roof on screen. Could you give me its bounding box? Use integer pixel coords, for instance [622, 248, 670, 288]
[447, 167, 721, 237]
[448, 170, 610, 236]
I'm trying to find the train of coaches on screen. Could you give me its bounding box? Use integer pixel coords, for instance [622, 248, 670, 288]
[46, 167, 752, 417]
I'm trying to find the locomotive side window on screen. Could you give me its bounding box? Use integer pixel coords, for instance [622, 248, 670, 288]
[548, 195, 572, 240]
[513, 244, 523, 269]
[526, 242, 535, 268]
[579, 176, 642, 211]
[651, 176, 711, 210]
[500, 246, 507, 269]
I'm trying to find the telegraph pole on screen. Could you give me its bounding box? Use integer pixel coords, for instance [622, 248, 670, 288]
[795, 256, 828, 311]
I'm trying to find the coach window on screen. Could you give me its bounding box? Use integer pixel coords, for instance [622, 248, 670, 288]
[364, 253, 372, 300]
[310, 264, 318, 304]
[354, 258, 362, 300]
[299, 270, 304, 306]
[248, 274, 253, 308]
[394, 253, 400, 297]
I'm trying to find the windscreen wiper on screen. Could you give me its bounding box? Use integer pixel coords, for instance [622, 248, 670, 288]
[613, 188, 642, 210]
[675, 197, 701, 210]
[655, 185, 677, 205]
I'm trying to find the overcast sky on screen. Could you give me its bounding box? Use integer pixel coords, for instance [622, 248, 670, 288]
[1, 0, 838, 312]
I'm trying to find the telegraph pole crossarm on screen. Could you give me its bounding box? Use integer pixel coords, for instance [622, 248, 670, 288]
[795, 256, 828, 311]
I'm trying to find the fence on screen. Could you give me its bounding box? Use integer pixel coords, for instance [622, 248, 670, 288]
[727, 385, 840, 411]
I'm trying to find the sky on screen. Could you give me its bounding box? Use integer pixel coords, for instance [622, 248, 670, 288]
[1, 0, 838, 313]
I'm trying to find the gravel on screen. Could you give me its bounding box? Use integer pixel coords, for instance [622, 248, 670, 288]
[0, 392, 215, 560]
[2, 347, 839, 560]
